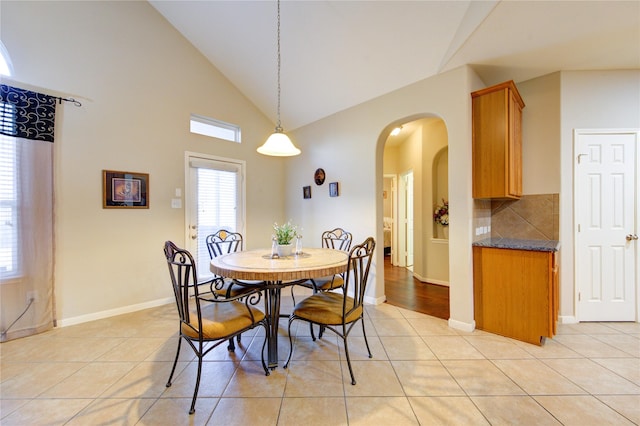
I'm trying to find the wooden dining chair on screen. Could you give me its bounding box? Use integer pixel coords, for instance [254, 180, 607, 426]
[284, 237, 376, 385]
[163, 241, 269, 414]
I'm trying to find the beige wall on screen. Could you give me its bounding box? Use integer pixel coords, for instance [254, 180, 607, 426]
[288, 67, 478, 329]
[1, 1, 286, 324]
[558, 70, 640, 321]
[519, 73, 562, 195]
[5, 1, 636, 329]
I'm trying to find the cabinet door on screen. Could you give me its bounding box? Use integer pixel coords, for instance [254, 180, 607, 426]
[507, 91, 523, 197]
[474, 247, 553, 345]
[472, 89, 509, 198]
[471, 80, 524, 199]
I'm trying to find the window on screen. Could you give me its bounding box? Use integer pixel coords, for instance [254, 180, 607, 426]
[0, 134, 18, 277]
[190, 114, 241, 143]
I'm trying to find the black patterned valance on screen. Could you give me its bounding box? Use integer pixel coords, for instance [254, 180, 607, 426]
[0, 84, 56, 143]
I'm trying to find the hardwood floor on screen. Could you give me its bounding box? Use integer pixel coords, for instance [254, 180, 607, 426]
[383, 255, 450, 320]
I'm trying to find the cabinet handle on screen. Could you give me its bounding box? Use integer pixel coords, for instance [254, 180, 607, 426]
[626, 234, 639, 241]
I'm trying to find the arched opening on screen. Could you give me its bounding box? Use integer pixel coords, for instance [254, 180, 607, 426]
[381, 116, 450, 317]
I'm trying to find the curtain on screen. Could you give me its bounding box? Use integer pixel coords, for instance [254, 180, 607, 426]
[0, 85, 56, 342]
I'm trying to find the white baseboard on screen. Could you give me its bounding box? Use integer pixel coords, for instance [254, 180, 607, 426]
[364, 294, 387, 305]
[56, 297, 174, 327]
[412, 272, 449, 287]
[448, 318, 475, 332]
[559, 315, 578, 324]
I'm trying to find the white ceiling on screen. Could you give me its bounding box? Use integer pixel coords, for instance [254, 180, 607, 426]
[149, 0, 640, 131]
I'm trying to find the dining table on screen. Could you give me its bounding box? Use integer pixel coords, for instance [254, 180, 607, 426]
[210, 247, 348, 369]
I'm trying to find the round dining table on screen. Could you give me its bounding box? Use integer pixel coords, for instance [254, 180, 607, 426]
[210, 247, 348, 369]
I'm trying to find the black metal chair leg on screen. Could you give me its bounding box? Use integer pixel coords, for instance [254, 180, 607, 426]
[166, 337, 182, 387]
[361, 318, 372, 358]
[284, 318, 296, 369]
[342, 336, 356, 385]
[189, 355, 203, 414]
[309, 323, 316, 341]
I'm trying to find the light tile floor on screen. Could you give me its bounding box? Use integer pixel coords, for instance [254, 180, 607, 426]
[1, 290, 639, 425]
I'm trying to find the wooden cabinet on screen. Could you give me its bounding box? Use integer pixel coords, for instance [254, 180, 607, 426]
[472, 80, 524, 199]
[473, 245, 558, 345]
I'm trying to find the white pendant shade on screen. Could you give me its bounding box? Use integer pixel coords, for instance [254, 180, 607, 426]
[257, 130, 301, 157]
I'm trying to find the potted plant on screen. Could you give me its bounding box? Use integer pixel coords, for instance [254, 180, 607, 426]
[273, 220, 298, 257]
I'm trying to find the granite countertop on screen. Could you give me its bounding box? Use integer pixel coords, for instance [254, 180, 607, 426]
[472, 238, 560, 252]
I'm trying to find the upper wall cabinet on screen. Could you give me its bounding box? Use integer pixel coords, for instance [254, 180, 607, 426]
[471, 80, 525, 199]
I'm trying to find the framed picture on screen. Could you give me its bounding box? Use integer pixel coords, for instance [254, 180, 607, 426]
[103, 170, 149, 209]
[303, 185, 311, 199]
[329, 182, 339, 197]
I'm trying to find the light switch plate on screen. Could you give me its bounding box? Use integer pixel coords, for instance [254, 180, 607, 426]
[171, 198, 182, 209]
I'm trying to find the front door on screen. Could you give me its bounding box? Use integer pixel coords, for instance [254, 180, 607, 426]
[575, 130, 638, 321]
[185, 152, 245, 280]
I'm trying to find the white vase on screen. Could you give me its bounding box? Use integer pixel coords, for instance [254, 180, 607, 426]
[276, 244, 293, 257]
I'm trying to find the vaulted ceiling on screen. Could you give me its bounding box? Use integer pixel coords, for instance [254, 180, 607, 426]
[149, 1, 640, 130]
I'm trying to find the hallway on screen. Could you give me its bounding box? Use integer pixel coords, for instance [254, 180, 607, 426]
[384, 256, 450, 320]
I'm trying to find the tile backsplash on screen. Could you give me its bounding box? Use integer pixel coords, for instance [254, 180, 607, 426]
[491, 194, 559, 240]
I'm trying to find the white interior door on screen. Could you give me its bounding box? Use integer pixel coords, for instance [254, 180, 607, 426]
[405, 171, 414, 268]
[575, 130, 638, 321]
[397, 170, 414, 269]
[185, 153, 245, 280]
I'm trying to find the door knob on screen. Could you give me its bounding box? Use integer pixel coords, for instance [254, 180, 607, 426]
[626, 234, 639, 241]
[191, 234, 197, 240]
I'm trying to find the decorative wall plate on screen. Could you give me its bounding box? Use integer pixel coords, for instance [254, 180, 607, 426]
[314, 168, 325, 185]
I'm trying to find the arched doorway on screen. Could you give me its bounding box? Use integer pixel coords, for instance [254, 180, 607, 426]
[381, 116, 449, 317]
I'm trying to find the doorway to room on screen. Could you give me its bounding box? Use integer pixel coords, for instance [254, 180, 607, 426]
[382, 117, 449, 313]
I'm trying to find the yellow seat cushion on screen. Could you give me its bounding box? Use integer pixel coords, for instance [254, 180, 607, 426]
[181, 301, 265, 340]
[293, 292, 362, 325]
[314, 275, 344, 291]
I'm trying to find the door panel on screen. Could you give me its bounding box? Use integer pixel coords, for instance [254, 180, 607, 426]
[186, 154, 244, 280]
[576, 130, 637, 321]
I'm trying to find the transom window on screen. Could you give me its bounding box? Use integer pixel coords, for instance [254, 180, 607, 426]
[190, 114, 241, 143]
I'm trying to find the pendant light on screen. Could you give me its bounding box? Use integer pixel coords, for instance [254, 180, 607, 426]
[257, 0, 301, 156]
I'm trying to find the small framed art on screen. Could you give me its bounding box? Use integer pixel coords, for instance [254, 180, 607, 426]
[103, 170, 149, 209]
[303, 185, 311, 199]
[329, 182, 339, 197]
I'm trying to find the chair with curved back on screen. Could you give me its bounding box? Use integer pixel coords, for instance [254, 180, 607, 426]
[291, 228, 353, 338]
[292, 228, 352, 299]
[205, 229, 263, 350]
[284, 237, 376, 385]
[163, 240, 269, 415]
[205, 230, 247, 297]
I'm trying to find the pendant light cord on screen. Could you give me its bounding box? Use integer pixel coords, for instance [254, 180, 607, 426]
[276, 0, 283, 132]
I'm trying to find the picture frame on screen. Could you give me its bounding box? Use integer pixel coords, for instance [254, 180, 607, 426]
[303, 185, 311, 199]
[103, 170, 149, 209]
[329, 182, 339, 197]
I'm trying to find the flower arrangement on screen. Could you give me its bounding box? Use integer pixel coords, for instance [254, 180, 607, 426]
[433, 200, 449, 226]
[273, 220, 298, 245]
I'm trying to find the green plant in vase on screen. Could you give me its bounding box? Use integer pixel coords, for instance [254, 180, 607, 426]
[273, 221, 298, 257]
